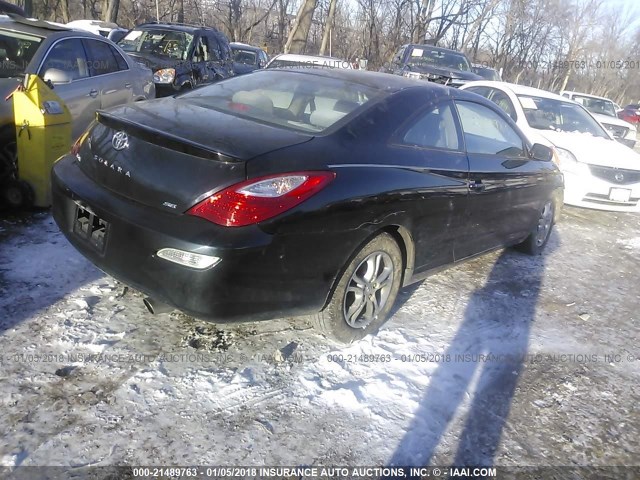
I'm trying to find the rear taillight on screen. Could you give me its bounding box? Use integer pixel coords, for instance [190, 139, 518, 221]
[187, 171, 336, 227]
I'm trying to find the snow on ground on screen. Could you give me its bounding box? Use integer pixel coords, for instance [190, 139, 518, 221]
[0, 207, 639, 471]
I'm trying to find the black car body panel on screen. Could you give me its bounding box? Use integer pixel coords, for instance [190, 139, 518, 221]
[53, 69, 563, 323]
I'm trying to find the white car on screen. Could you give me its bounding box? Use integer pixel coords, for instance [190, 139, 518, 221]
[561, 90, 636, 149]
[265, 53, 353, 70]
[460, 81, 640, 212]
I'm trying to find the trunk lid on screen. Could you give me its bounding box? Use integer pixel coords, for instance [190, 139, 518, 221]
[76, 98, 313, 212]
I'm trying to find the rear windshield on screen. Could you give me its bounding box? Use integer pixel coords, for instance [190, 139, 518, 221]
[180, 70, 378, 133]
[571, 94, 617, 118]
[232, 48, 257, 65]
[0, 29, 42, 78]
[407, 46, 471, 72]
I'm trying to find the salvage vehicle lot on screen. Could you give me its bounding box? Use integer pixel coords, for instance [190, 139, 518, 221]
[0, 205, 638, 467]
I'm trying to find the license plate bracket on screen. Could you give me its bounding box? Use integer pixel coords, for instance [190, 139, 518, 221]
[73, 204, 109, 253]
[609, 187, 631, 203]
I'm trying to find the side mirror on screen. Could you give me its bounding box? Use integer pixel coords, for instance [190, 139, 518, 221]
[530, 143, 553, 162]
[42, 68, 73, 85]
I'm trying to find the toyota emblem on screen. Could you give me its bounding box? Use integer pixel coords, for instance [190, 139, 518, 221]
[614, 172, 625, 182]
[112, 131, 129, 151]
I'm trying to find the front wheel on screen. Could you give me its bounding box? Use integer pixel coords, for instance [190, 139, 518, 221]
[313, 233, 403, 343]
[515, 200, 555, 255]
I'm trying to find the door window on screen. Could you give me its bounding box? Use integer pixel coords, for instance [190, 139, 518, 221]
[456, 101, 525, 157]
[489, 90, 518, 121]
[40, 38, 89, 80]
[402, 102, 460, 151]
[84, 39, 127, 75]
[193, 36, 210, 62]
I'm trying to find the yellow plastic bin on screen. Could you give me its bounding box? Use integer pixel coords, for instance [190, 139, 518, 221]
[12, 74, 72, 207]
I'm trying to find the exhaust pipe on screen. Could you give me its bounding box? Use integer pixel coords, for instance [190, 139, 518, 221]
[143, 297, 174, 315]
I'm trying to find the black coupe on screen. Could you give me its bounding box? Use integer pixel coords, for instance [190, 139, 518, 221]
[52, 69, 563, 343]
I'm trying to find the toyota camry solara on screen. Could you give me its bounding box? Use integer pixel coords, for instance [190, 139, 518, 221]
[52, 69, 563, 343]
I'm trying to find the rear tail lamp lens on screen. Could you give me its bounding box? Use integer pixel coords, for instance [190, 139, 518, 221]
[187, 171, 335, 227]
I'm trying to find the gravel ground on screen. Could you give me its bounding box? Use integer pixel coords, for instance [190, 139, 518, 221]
[0, 205, 638, 473]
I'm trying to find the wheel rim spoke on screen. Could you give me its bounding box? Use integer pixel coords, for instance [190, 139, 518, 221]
[343, 250, 394, 329]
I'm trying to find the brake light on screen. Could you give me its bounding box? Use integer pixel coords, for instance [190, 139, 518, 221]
[187, 171, 335, 227]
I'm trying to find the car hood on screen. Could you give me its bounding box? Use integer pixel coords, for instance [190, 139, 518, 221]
[102, 96, 314, 160]
[592, 113, 636, 131]
[538, 130, 640, 169]
[408, 64, 482, 81]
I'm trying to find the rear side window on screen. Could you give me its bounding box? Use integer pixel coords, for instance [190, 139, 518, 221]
[490, 90, 517, 121]
[180, 70, 378, 133]
[456, 101, 525, 157]
[403, 102, 460, 150]
[84, 39, 126, 75]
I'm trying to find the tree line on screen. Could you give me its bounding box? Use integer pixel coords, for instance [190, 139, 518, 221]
[10, 0, 640, 104]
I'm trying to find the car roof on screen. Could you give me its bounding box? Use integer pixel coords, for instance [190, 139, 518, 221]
[271, 53, 347, 63]
[258, 68, 471, 97]
[463, 80, 572, 102]
[135, 22, 216, 33]
[406, 44, 468, 55]
[230, 42, 262, 51]
[561, 90, 613, 102]
[0, 13, 71, 36]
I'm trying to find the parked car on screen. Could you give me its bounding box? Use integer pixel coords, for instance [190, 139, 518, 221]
[265, 53, 352, 70]
[118, 22, 233, 96]
[618, 104, 640, 125]
[461, 81, 640, 212]
[230, 42, 268, 75]
[0, 14, 154, 192]
[65, 19, 120, 38]
[383, 44, 483, 87]
[52, 69, 562, 343]
[472, 63, 502, 81]
[561, 91, 636, 148]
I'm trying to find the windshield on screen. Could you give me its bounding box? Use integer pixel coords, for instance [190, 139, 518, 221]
[118, 29, 194, 60]
[518, 95, 609, 138]
[407, 47, 471, 72]
[180, 70, 377, 133]
[0, 30, 42, 78]
[571, 95, 617, 118]
[232, 49, 257, 65]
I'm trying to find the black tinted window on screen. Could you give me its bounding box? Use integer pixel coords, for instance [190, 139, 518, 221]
[110, 45, 128, 70]
[40, 39, 89, 80]
[490, 90, 517, 121]
[465, 86, 492, 98]
[84, 40, 124, 75]
[403, 102, 460, 150]
[456, 101, 525, 157]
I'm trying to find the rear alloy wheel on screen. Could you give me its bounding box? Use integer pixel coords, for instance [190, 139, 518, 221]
[313, 233, 403, 343]
[516, 200, 555, 255]
[2, 179, 34, 208]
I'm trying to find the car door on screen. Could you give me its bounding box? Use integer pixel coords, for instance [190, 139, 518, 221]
[38, 37, 99, 139]
[453, 99, 546, 259]
[389, 99, 469, 272]
[205, 32, 232, 78]
[82, 38, 132, 110]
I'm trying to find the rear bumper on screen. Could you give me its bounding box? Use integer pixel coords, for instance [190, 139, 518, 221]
[51, 155, 337, 322]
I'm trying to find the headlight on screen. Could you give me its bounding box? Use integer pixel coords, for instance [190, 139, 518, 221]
[153, 68, 176, 84]
[555, 147, 586, 173]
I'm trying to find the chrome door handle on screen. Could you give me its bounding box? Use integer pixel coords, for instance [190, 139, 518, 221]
[124, 83, 132, 89]
[88, 89, 98, 98]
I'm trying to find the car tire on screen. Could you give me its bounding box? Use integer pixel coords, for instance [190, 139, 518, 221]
[0, 128, 17, 179]
[2, 179, 34, 208]
[515, 200, 555, 255]
[313, 232, 403, 344]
